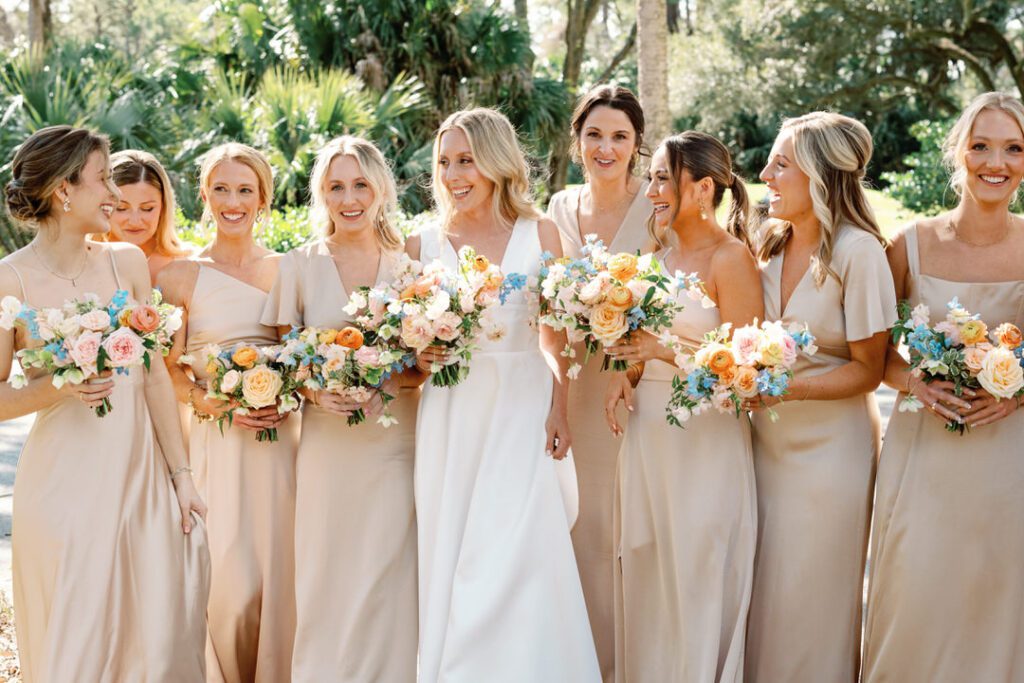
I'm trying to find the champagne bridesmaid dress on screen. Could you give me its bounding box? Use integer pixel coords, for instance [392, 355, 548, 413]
[415, 218, 601, 683]
[615, 249, 756, 683]
[862, 226, 1024, 682]
[261, 240, 418, 682]
[547, 185, 652, 682]
[745, 226, 897, 682]
[185, 264, 298, 682]
[5, 252, 209, 683]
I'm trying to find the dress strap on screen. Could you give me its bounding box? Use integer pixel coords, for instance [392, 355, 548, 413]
[1, 260, 28, 300]
[904, 223, 921, 277]
[107, 248, 124, 290]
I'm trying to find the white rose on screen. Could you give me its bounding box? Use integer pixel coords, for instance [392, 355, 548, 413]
[220, 369, 242, 394]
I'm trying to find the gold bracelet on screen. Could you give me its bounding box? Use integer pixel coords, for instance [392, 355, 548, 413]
[170, 465, 193, 479]
[187, 386, 214, 423]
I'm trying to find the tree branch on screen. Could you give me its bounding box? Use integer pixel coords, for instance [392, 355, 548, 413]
[595, 21, 636, 83]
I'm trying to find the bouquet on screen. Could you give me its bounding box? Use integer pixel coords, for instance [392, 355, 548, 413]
[892, 297, 1024, 433]
[193, 342, 302, 442]
[664, 319, 817, 427]
[343, 249, 523, 388]
[278, 325, 412, 427]
[1, 289, 182, 416]
[536, 235, 711, 376]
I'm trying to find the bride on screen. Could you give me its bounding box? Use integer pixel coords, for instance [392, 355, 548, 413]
[407, 107, 601, 682]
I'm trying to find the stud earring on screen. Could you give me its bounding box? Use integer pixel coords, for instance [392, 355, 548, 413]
[63, 197, 71, 213]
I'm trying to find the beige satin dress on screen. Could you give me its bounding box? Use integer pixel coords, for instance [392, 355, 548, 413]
[615, 249, 756, 683]
[548, 185, 652, 682]
[746, 226, 897, 682]
[186, 264, 298, 683]
[861, 226, 1024, 682]
[261, 241, 418, 683]
[5, 254, 209, 683]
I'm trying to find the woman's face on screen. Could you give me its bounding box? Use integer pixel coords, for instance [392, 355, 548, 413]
[579, 105, 637, 184]
[110, 181, 162, 248]
[63, 150, 119, 234]
[202, 159, 262, 238]
[437, 128, 494, 216]
[645, 145, 706, 230]
[961, 108, 1024, 207]
[759, 130, 815, 226]
[324, 154, 376, 238]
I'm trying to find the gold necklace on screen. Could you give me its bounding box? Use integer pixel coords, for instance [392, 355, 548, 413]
[947, 216, 1012, 247]
[31, 242, 89, 286]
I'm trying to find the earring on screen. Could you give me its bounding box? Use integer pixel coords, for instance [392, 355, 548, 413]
[256, 208, 266, 224]
[698, 198, 708, 221]
[62, 197, 71, 213]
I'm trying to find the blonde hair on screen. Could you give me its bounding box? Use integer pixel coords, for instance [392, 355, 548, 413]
[309, 136, 401, 250]
[431, 108, 540, 233]
[198, 142, 274, 229]
[944, 91, 1024, 199]
[757, 112, 886, 286]
[94, 149, 190, 257]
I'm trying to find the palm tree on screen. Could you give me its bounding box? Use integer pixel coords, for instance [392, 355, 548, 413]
[637, 0, 670, 152]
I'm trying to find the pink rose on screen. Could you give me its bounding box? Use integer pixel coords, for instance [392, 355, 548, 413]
[353, 345, 381, 367]
[433, 312, 463, 342]
[67, 331, 103, 374]
[102, 327, 147, 367]
[780, 334, 798, 366]
[963, 346, 987, 374]
[731, 326, 761, 366]
[401, 316, 435, 351]
[79, 309, 112, 332]
[934, 321, 961, 346]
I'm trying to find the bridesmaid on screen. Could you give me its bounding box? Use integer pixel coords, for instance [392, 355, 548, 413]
[546, 84, 652, 681]
[408, 108, 601, 682]
[99, 149, 194, 282]
[604, 132, 761, 682]
[261, 135, 419, 681]
[744, 112, 897, 682]
[0, 126, 208, 681]
[160, 143, 297, 682]
[862, 92, 1024, 681]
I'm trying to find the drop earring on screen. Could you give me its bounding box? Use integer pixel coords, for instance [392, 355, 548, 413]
[63, 196, 71, 213]
[698, 198, 707, 221]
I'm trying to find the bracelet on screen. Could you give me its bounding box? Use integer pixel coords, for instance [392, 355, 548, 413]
[187, 386, 214, 423]
[170, 465, 193, 479]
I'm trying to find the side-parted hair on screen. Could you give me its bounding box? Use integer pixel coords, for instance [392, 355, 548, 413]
[4, 125, 110, 229]
[757, 112, 886, 286]
[198, 142, 274, 228]
[944, 91, 1024, 199]
[649, 131, 750, 249]
[432, 108, 541, 233]
[309, 135, 402, 251]
[569, 84, 647, 176]
[95, 149, 190, 257]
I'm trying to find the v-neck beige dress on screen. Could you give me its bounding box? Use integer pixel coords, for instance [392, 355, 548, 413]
[861, 226, 1024, 682]
[548, 184, 652, 682]
[5, 252, 209, 683]
[186, 264, 299, 683]
[614, 249, 756, 683]
[746, 225, 897, 683]
[261, 240, 418, 683]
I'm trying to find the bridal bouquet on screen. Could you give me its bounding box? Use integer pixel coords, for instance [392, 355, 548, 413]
[192, 342, 302, 442]
[664, 319, 817, 427]
[278, 325, 411, 427]
[1, 289, 182, 416]
[343, 249, 523, 387]
[536, 235, 711, 376]
[892, 297, 1024, 433]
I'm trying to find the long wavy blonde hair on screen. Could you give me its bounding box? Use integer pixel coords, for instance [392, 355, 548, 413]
[309, 135, 402, 250]
[757, 111, 886, 286]
[431, 108, 540, 233]
[944, 91, 1024, 200]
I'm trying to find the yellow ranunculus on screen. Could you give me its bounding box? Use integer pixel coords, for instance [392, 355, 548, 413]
[231, 346, 259, 369]
[472, 255, 490, 273]
[607, 253, 639, 282]
[317, 329, 339, 345]
[959, 319, 988, 346]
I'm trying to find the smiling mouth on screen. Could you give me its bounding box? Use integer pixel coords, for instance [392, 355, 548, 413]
[594, 158, 615, 168]
[652, 202, 671, 215]
[451, 187, 471, 199]
[100, 204, 115, 217]
[979, 174, 1009, 186]
[340, 210, 364, 219]
[220, 212, 246, 223]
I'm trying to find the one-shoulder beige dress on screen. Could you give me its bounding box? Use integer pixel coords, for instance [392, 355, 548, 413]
[5, 253, 209, 683]
[186, 264, 298, 683]
[548, 185, 652, 682]
[261, 241, 418, 683]
[861, 225, 1024, 682]
[746, 226, 897, 682]
[614, 249, 756, 683]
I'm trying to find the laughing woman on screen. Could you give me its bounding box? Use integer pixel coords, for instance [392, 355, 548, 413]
[160, 143, 297, 682]
[0, 126, 208, 682]
[261, 136, 419, 682]
[546, 85, 652, 681]
[744, 112, 897, 683]
[862, 92, 1024, 682]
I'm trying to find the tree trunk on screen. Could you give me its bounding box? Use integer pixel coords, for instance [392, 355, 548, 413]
[515, 0, 529, 25]
[637, 0, 670, 153]
[27, 0, 51, 52]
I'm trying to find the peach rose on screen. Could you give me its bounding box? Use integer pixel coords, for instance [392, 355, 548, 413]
[977, 346, 1024, 399]
[401, 316, 435, 351]
[589, 302, 629, 345]
[607, 253, 639, 282]
[959, 319, 988, 347]
[102, 327, 147, 367]
[231, 346, 259, 368]
[241, 365, 284, 408]
[79, 309, 112, 332]
[732, 365, 760, 398]
[129, 304, 161, 334]
[963, 346, 987, 374]
[433, 311, 463, 342]
[995, 322, 1023, 349]
[337, 327, 364, 350]
[606, 285, 634, 311]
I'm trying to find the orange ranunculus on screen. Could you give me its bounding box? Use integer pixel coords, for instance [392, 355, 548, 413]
[231, 346, 259, 369]
[317, 328, 339, 345]
[337, 326, 364, 350]
[707, 347, 736, 377]
[995, 322, 1023, 349]
[607, 253, 639, 282]
[472, 255, 490, 272]
[129, 304, 161, 334]
[401, 275, 436, 300]
[958, 319, 988, 346]
[606, 285, 633, 310]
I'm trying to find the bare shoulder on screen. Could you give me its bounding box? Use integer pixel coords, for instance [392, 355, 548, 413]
[404, 234, 422, 260]
[103, 240, 148, 274]
[712, 235, 758, 273]
[536, 217, 563, 258]
[156, 258, 200, 306]
[0, 256, 24, 298]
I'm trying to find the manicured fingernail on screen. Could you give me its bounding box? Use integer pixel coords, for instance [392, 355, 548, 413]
[184, 525, 191, 533]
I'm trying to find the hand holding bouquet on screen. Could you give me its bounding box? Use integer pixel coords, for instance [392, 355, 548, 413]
[665, 319, 817, 427]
